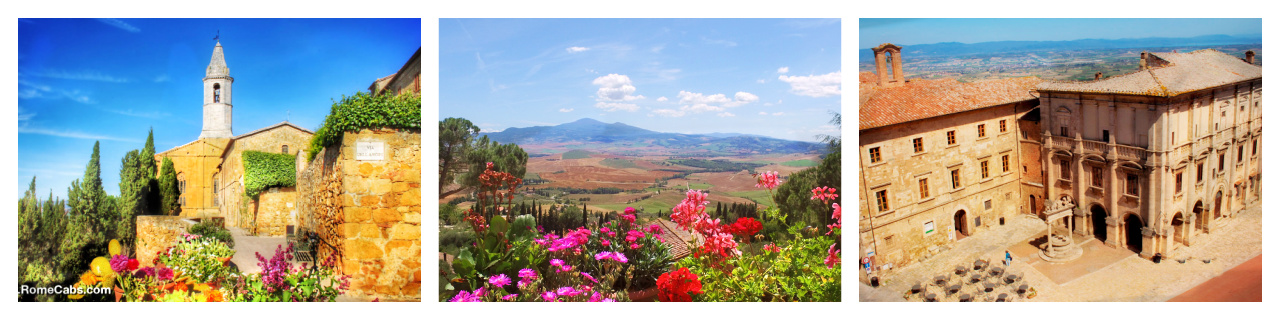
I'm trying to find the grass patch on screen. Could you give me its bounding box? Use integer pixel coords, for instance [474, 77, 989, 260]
[601, 158, 642, 169]
[593, 193, 680, 214]
[729, 190, 775, 206]
[562, 149, 593, 159]
[524, 172, 541, 180]
[781, 159, 819, 167]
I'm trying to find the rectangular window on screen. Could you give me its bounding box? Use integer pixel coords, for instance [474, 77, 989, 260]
[999, 120, 1007, 133]
[1102, 130, 1110, 142]
[869, 147, 881, 163]
[1091, 167, 1103, 187]
[1001, 155, 1010, 173]
[1061, 127, 1068, 137]
[875, 190, 890, 212]
[913, 137, 924, 153]
[1253, 139, 1258, 156]
[1219, 153, 1225, 172]
[981, 160, 990, 179]
[1175, 172, 1183, 194]
[951, 169, 962, 189]
[1238, 146, 1245, 163]
[978, 124, 986, 138]
[1060, 159, 1071, 180]
[984, 199, 992, 210]
[1126, 174, 1139, 196]
[1197, 163, 1204, 183]
[947, 130, 956, 145]
[919, 178, 930, 199]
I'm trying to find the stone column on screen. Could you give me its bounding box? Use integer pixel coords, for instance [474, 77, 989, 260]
[873, 49, 888, 87]
[1106, 150, 1119, 242]
[891, 49, 904, 84]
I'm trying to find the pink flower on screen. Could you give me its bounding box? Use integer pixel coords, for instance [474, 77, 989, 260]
[550, 259, 565, 267]
[518, 268, 537, 280]
[763, 243, 781, 253]
[559, 265, 573, 272]
[825, 243, 841, 269]
[625, 207, 636, 215]
[755, 171, 780, 190]
[589, 292, 605, 302]
[630, 243, 641, 250]
[670, 190, 709, 231]
[622, 207, 637, 224]
[613, 252, 629, 264]
[602, 239, 611, 246]
[646, 224, 664, 235]
[594, 251, 614, 260]
[488, 273, 512, 287]
[541, 291, 558, 302]
[501, 294, 518, 301]
[580, 272, 599, 284]
[518, 279, 532, 288]
[449, 289, 481, 302]
[826, 203, 842, 235]
[811, 186, 839, 204]
[557, 286, 581, 297]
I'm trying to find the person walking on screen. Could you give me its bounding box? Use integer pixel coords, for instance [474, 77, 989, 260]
[1004, 250, 1013, 266]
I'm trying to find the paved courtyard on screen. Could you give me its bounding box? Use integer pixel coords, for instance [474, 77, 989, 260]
[861, 200, 1262, 302]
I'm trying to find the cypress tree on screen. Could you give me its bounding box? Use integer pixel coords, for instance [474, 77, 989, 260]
[141, 129, 158, 214]
[158, 157, 180, 216]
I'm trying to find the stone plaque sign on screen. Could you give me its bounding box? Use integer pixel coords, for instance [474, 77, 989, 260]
[356, 141, 385, 161]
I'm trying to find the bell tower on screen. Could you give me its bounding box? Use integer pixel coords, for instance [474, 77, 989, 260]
[200, 40, 234, 139]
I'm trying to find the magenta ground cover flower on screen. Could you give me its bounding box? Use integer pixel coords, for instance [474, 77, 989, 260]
[501, 294, 518, 301]
[646, 224, 664, 235]
[541, 291, 558, 302]
[519, 268, 537, 280]
[557, 286, 582, 297]
[489, 273, 512, 287]
[580, 272, 599, 284]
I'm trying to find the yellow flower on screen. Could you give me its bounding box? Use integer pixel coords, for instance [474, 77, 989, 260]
[108, 239, 122, 256]
[91, 256, 115, 278]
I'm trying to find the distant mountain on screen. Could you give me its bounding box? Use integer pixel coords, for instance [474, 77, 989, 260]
[860, 34, 1263, 61]
[485, 118, 822, 155]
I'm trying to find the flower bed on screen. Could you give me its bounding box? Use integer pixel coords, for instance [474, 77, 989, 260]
[440, 165, 842, 302]
[66, 235, 350, 302]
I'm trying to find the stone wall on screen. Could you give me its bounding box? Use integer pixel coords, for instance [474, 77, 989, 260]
[135, 216, 196, 267]
[155, 138, 230, 219]
[216, 123, 313, 229]
[248, 187, 297, 236]
[296, 128, 421, 301]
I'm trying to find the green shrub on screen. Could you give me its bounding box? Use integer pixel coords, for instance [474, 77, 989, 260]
[189, 221, 235, 248]
[243, 151, 296, 198]
[308, 91, 422, 160]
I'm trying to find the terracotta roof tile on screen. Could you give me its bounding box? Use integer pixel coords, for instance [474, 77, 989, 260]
[860, 76, 1040, 130]
[1037, 49, 1260, 97]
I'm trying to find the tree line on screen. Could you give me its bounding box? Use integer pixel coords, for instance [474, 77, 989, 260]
[18, 130, 182, 301]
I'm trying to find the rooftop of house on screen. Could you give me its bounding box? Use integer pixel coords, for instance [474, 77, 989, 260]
[1037, 49, 1260, 97]
[859, 74, 1040, 131]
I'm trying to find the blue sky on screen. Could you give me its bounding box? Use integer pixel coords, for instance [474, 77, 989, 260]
[860, 18, 1262, 48]
[18, 18, 420, 199]
[439, 19, 841, 142]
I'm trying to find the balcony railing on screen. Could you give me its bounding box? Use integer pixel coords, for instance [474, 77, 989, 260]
[1083, 140, 1108, 154]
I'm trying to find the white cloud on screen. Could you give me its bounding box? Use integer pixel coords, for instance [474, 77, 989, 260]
[778, 71, 841, 97]
[18, 125, 138, 142]
[656, 96, 668, 102]
[559, 108, 574, 113]
[97, 18, 140, 33]
[566, 46, 590, 53]
[777, 67, 789, 74]
[101, 108, 169, 119]
[759, 111, 768, 115]
[657, 90, 758, 117]
[592, 74, 645, 111]
[758, 111, 785, 116]
[28, 70, 130, 83]
[772, 112, 785, 116]
[18, 106, 36, 121]
[652, 109, 685, 117]
[18, 80, 94, 104]
[702, 37, 737, 47]
[757, 79, 766, 84]
[153, 75, 170, 83]
[595, 102, 639, 112]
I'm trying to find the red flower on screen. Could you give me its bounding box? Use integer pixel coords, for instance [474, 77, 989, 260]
[729, 217, 762, 238]
[127, 259, 140, 271]
[657, 267, 703, 302]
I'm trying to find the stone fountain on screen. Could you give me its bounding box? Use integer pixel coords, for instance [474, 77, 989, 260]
[1037, 196, 1082, 263]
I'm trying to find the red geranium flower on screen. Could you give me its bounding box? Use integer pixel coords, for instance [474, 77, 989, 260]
[657, 267, 703, 302]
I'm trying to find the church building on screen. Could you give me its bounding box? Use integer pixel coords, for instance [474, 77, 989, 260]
[154, 41, 315, 230]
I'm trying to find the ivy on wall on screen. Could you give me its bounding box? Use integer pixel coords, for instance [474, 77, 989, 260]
[308, 91, 422, 160]
[243, 150, 297, 198]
